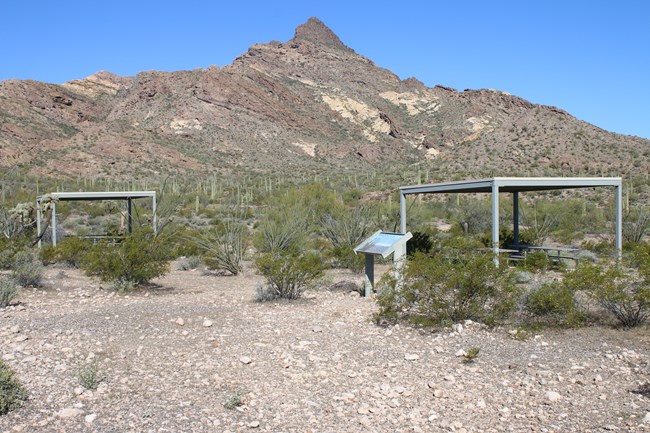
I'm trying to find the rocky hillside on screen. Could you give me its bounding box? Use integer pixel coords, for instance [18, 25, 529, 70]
[1, 17, 648, 180]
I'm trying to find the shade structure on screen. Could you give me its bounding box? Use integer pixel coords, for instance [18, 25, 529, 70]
[398, 177, 623, 262]
[36, 191, 157, 247]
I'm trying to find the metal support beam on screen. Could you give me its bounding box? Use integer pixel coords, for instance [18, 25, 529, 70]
[364, 254, 374, 297]
[513, 191, 519, 248]
[127, 198, 133, 234]
[491, 182, 500, 266]
[51, 201, 57, 247]
[152, 195, 157, 235]
[399, 192, 406, 234]
[615, 184, 622, 260]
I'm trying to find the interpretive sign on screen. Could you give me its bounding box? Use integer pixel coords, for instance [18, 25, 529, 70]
[354, 231, 412, 297]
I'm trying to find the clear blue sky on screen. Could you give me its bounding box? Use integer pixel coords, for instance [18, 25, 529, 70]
[2, 0, 649, 139]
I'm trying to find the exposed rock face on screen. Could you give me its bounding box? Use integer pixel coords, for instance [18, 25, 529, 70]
[0, 17, 648, 179]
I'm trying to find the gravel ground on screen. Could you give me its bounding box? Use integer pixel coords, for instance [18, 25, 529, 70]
[1, 263, 649, 433]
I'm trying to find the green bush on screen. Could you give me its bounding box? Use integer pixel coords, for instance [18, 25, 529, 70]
[0, 276, 19, 308]
[518, 251, 555, 272]
[525, 281, 585, 327]
[76, 359, 103, 390]
[563, 259, 649, 327]
[81, 229, 172, 288]
[255, 252, 325, 300]
[376, 251, 520, 326]
[12, 250, 44, 288]
[0, 360, 27, 415]
[39, 237, 94, 267]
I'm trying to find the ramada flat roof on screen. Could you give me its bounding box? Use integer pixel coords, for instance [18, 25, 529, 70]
[399, 177, 622, 195]
[36, 191, 156, 202]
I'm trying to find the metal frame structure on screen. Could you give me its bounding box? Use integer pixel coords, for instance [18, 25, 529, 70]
[399, 177, 623, 262]
[36, 191, 157, 248]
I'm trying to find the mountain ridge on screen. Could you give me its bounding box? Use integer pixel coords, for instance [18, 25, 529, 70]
[0, 17, 648, 180]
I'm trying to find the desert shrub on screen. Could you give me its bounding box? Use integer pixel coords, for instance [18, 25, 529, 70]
[320, 206, 374, 271]
[255, 251, 325, 300]
[525, 281, 585, 327]
[12, 250, 44, 288]
[255, 206, 309, 253]
[0, 276, 19, 308]
[39, 237, 94, 267]
[563, 259, 649, 327]
[375, 251, 520, 326]
[518, 251, 555, 272]
[81, 229, 172, 287]
[192, 220, 248, 275]
[0, 360, 27, 415]
[623, 210, 649, 243]
[76, 359, 103, 390]
[177, 255, 202, 271]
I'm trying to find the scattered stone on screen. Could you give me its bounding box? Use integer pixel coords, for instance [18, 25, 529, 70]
[312, 326, 323, 333]
[455, 349, 466, 357]
[240, 356, 252, 364]
[545, 391, 561, 403]
[57, 407, 83, 418]
[175, 318, 185, 326]
[642, 412, 650, 424]
[203, 319, 213, 327]
[404, 353, 419, 361]
[433, 389, 445, 398]
[15, 334, 28, 342]
[85, 413, 97, 423]
[248, 420, 260, 428]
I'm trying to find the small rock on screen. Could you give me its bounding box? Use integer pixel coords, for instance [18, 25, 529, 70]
[175, 318, 185, 326]
[642, 412, 650, 424]
[10, 325, 20, 333]
[451, 323, 463, 333]
[203, 319, 213, 327]
[404, 353, 419, 361]
[455, 349, 466, 357]
[433, 389, 445, 398]
[312, 326, 323, 333]
[57, 408, 83, 418]
[15, 335, 28, 342]
[545, 391, 561, 403]
[85, 413, 97, 423]
[240, 356, 252, 365]
[248, 420, 260, 428]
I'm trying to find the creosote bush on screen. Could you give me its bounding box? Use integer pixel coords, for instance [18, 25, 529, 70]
[81, 229, 172, 288]
[563, 257, 650, 327]
[0, 276, 19, 308]
[255, 252, 325, 300]
[525, 281, 585, 327]
[0, 360, 27, 415]
[376, 250, 520, 327]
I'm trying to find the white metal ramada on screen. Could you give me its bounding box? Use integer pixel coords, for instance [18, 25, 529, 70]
[36, 191, 157, 247]
[398, 177, 623, 260]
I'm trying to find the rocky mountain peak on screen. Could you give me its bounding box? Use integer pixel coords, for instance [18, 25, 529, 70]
[291, 17, 350, 51]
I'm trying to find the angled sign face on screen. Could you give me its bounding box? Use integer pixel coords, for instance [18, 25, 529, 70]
[354, 231, 413, 259]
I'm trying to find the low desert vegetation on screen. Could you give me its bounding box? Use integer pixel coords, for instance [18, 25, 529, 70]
[0, 276, 19, 308]
[0, 360, 27, 415]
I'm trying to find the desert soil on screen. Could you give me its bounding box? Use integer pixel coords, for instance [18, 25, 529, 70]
[1, 263, 649, 433]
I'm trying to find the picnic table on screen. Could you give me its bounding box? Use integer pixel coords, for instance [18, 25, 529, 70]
[514, 245, 581, 267]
